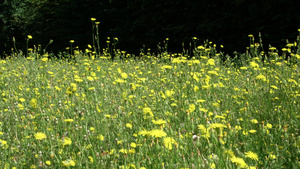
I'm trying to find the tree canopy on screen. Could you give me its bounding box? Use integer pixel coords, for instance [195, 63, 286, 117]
[1, 0, 299, 55]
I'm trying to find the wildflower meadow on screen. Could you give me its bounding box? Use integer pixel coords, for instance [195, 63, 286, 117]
[0, 19, 299, 169]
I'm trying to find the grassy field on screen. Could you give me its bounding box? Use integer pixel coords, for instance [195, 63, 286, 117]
[0, 30, 300, 168]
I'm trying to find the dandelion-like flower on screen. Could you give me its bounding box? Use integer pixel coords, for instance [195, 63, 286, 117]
[126, 123, 133, 129]
[163, 137, 177, 150]
[34, 132, 46, 140]
[249, 129, 257, 133]
[130, 142, 136, 148]
[230, 157, 248, 168]
[143, 107, 154, 117]
[88, 156, 93, 163]
[206, 58, 215, 66]
[208, 123, 227, 129]
[188, 104, 196, 113]
[60, 137, 72, 146]
[46, 161, 51, 165]
[149, 129, 167, 138]
[152, 119, 167, 125]
[249, 61, 259, 69]
[62, 159, 76, 167]
[30, 98, 38, 108]
[256, 74, 266, 81]
[121, 72, 128, 79]
[245, 151, 259, 161]
[64, 119, 74, 122]
[138, 130, 151, 136]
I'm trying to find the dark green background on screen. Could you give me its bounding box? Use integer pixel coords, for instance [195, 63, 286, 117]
[1, 0, 299, 55]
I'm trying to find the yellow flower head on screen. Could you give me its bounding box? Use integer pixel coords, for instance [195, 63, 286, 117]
[60, 137, 72, 146]
[245, 151, 259, 161]
[64, 119, 74, 122]
[30, 98, 38, 108]
[149, 129, 167, 138]
[121, 72, 128, 79]
[62, 159, 76, 167]
[34, 132, 46, 140]
[163, 137, 177, 150]
[46, 161, 51, 165]
[152, 119, 167, 125]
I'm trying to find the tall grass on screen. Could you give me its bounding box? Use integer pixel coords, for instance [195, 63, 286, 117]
[0, 23, 299, 168]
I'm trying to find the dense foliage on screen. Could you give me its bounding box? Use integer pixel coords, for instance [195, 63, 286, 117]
[1, 0, 300, 55]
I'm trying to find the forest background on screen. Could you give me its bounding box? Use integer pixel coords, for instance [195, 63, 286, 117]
[0, 0, 300, 56]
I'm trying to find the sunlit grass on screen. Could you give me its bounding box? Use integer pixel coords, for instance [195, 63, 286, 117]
[0, 29, 299, 168]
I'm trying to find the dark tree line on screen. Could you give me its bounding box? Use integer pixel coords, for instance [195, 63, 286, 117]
[1, 0, 300, 56]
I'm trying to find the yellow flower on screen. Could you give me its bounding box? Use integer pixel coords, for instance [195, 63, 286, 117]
[64, 119, 74, 122]
[250, 61, 259, 68]
[206, 58, 215, 66]
[245, 151, 259, 161]
[250, 119, 258, 124]
[266, 123, 272, 129]
[41, 57, 48, 62]
[60, 137, 72, 146]
[269, 153, 276, 160]
[97, 134, 104, 141]
[138, 130, 151, 136]
[70, 83, 77, 91]
[0, 139, 8, 148]
[209, 123, 227, 129]
[46, 161, 51, 165]
[34, 132, 46, 140]
[143, 107, 154, 117]
[149, 129, 167, 138]
[87, 76, 94, 81]
[27, 35, 33, 39]
[270, 85, 278, 90]
[256, 74, 266, 81]
[230, 157, 248, 168]
[129, 149, 135, 154]
[152, 119, 167, 125]
[197, 45, 205, 50]
[115, 78, 126, 83]
[30, 98, 38, 108]
[130, 142, 136, 148]
[165, 90, 174, 97]
[62, 159, 76, 167]
[121, 72, 128, 79]
[88, 156, 93, 163]
[126, 123, 133, 129]
[197, 99, 206, 103]
[119, 149, 127, 154]
[69, 40, 74, 43]
[188, 104, 196, 113]
[91, 18, 96, 21]
[163, 137, 177, 150]
[249, 129, 257, 133]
